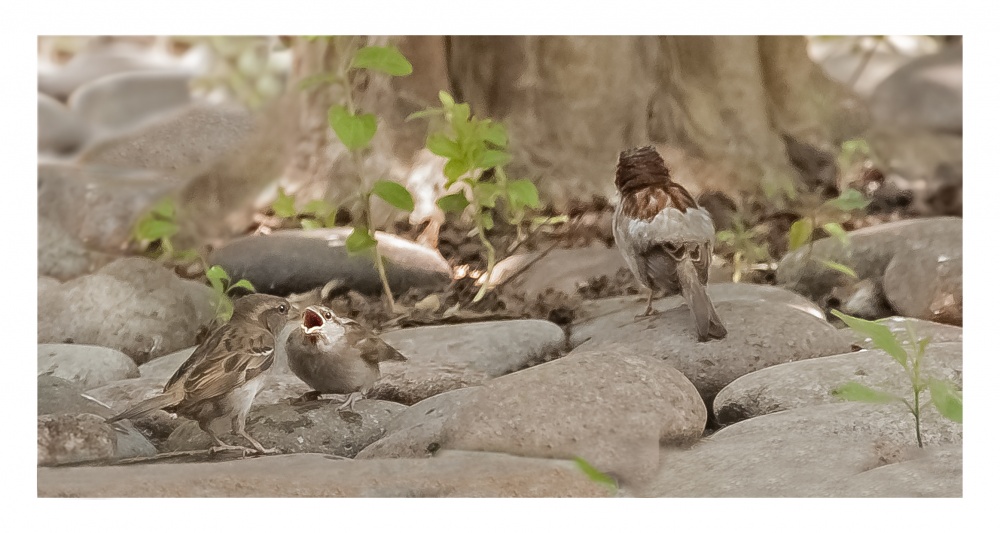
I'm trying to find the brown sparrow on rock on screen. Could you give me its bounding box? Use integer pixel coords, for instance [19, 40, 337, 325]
[107, 294, 294, 455]
[612, 146, 727, 342]
[285, 305, 406, 418]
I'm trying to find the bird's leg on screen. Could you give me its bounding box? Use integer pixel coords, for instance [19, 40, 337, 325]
[201, 421, 251, 456]
[635, 290, 660, 319]
[231, 413, 277, 455]
[290, 390, 322, 406]
[336, 392, 364, 423]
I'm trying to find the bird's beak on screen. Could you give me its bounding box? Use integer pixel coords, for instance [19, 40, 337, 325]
[301, 307, 326, 337]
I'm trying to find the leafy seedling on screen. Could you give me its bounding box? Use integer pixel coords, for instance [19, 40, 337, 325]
[206, 264, 257, 323]
[831, 310, 962, 448]
[131, 197, 200, 264]
[409, 90, 542, 302]
[788, 188, 870, 279]
[573, 456, 618, 496]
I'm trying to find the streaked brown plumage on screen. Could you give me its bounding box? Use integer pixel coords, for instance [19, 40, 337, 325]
[106, 294, 294, 454]
[612, 146, 727, 341]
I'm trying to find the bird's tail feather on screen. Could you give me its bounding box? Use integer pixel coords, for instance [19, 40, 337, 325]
[676, 256, 727, 342]
[104, 390, 181, 424]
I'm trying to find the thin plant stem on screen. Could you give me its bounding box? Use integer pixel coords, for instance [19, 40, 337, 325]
[473, 223, 496, 303]
[912, 387, 923, 448]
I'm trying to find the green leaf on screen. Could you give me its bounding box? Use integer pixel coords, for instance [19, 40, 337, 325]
[479, 211, 494, 230]
[573, 457, 617, 494]
[427, 133, 463, 159]
[822, 222, 849, 245]
[450, 103, 471, 132]
[716, 230, 736, 243]
[530, 215, 569, 231]
[301, 199, 334, 217]
[227, 279, 256, 294]
[150, 198, 175, 219]
[173, 249, 202, 263]
[135, 219, 178, 241]
[473, 182, 503, 208]
[506, 179, 540, 209]
[437, 192, 470, 214]
[205, 265, 230, 294]
[833, 382, 900, 404]
[405, 108, 445, 121]
[824, 189, 870, 212]
[216, 296, 234, 322]
[345, 225, 378, 253]
[438, 91, 455, 108]
[479, 149, 512, 169]
[300, 218, 323, 230]
[371, 181, 414, 211]
[820, 259, 858, 278]
[327, 105, 377, 150]
[831, 310, 908, 367]
[481, 121, 508, 147]
[444, 159, 470, 182]
[350, 45, 413, 76]
[928, 379, 962, 423]
[272, 187, 297, 218]
[788, 218, 813, 251]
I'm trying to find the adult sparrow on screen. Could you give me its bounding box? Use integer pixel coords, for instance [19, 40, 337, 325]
[612, 145, 727, 342]
[107, 294, 294, 455]
[285, 305, 406, 417]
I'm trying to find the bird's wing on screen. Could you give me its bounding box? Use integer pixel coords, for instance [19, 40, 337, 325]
[641, 240, 711, 289]
[163, 325, 228, 392]
[179, 325, 276, 403]
[340, 318, 407, 364]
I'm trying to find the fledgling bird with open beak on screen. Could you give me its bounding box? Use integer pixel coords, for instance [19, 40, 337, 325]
[106, 294, 294, 455]
[285, 305, 406, 417]
[612, 145, 727, 342]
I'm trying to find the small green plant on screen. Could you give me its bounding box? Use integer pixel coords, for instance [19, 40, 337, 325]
[715, 218, 771, 283]
[271, 187, 340, 230]
[573, 456, 618, 496]
[304, 39, 416, 312]
[131, 197, 200, 264]
[831, 310, 962, 448]
[788, 188, 870, 278]
[409, 90, 541, 302]
[206, 265, 256, 323]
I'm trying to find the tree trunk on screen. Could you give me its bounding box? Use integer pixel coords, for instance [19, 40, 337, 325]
[179, 36, 866, 243]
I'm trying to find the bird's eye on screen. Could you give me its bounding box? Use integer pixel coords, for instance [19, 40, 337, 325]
[278, 304, 288, 313]
[323, 311, 332, 320]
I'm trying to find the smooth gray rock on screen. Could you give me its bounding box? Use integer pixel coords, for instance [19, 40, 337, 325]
[37, 162, 182, 253]
[371, 320, 566, 404]
[77, 103, 253, 171]
[38, 374, 107, 417]
[38, 92, 89, 155]
[359, 349, 706, 486]
[37, 257, 216, 364]
[137, 346, 195, 381]
[209, 228, 452, 296]
[822, 444, 962, 497]
[714, 342, 962, 425]
[637, 402, 961, 497]
[570, 282, 825, 348]
[870, 45, 962, 134]
[84, 377, 181, 446]
[488, 245, 627, 296]
[38, 215, 99, 280]
[165, 399, 405, 458]
[38, 451, 610, 497]
[39, 41, 181, 100]
[36, 375, 157, 465]
[883, 246, 962, 324]
[777, 217, 962, 313]
[68, 70, 192, 133]
[356, 388, 480, 460]
[576, 299, 851, 401]
[37, 344, 139, 389]
[843, 316, 962, 349]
